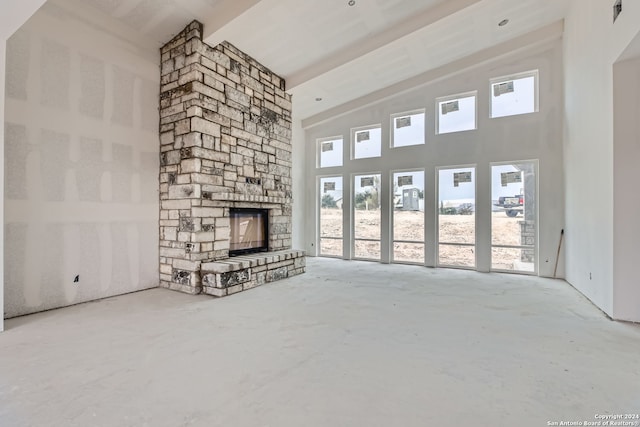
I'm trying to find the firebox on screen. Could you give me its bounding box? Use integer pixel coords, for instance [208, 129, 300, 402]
[229, 208, 269, 256]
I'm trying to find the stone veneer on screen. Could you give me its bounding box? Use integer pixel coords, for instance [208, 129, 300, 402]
[158, 21, 304, 295]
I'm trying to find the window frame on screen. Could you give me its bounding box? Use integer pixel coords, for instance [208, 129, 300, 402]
[390, 168, 426, 265]
[390, 109, 426, 148]
[435, 91, 478, 135]
[317, 174, 345, 258]
[489, 70, 539, 119]
[351, 124, 382, 160]
[316, 135, 344, 168]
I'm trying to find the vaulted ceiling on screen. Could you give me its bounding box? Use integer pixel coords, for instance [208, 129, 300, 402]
[57, 0, 571, 123]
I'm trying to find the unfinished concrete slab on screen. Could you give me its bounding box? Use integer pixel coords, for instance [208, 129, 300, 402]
[1, 258, 639, 426]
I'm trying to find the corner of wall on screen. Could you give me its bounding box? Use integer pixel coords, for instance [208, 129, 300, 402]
[0, 39, 6, 331]
[291, 117, 306, 251]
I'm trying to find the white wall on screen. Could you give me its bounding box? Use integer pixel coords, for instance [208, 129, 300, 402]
[563, 0, 640, 320]
[291, 117, 306, 250]
[1, 38, 5, 331]
[3, 3, 160, 319]
[303, 41, 565, 276]
[1, 0, 48, 330]
[613, 53, 640, 322]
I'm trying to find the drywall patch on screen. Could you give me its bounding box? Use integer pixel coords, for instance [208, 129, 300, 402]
[39, 224, 65, 309]
[111, 66, 135, 127]
[40, 39, 70, 109]
[4, 223, 28, 318]
[111, 223, 133, 293]
[78, 223, 102, 298]
[62, 224, 81, 302]
[40, 129, 70, 202]
[140, 78, 158, 132]
[137, 221, 158, 286]
[97, 223, 113, 293]
[5, 123, 31, 200]
[79, 54, 106, 119]
[77, 137, 104, 202]
[64, 169, 79, 201]
[140, 152, 159, 203]
[6, 29, 30, 100]
[112, 143, 132, 202]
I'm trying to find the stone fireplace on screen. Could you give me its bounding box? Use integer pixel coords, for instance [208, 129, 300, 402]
[158, 21, 305, 297]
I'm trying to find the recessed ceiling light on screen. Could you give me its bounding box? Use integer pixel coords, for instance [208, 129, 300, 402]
[498, 19, 509, 27]
[315, 97, 323, 102]
[348, 0, 356, 6]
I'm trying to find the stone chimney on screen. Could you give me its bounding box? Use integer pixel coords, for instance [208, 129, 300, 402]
[158, 21, 301, 295]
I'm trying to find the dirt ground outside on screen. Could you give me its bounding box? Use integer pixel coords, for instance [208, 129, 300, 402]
[319, 208, 534, 271]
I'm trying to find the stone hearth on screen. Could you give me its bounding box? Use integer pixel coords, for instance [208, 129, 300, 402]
[158, 21, 305, 296]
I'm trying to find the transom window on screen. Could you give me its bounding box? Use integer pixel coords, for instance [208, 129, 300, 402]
[391, 110, 425, 148]
[436, 92, 477, 134]
[352, 125, 382, 159]
[490, 71, 538, 118]
[317, 136, 343, 168]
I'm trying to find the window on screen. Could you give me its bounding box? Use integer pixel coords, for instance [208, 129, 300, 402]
[437, 166, 476, 268]
[317, 136, 343, 168]
[352, 125, 381, 159]
[391, 110, 425, 148]
[392, 170, 425, 264]
[491, 161, 537, 273]
[353, 173, 381, 259]
[319, 176, 343, 257]
[436, 92, 477, 134]
[490, 71, 538, 118]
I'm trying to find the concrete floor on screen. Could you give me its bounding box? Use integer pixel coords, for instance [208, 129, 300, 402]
[1, 258, 639, 427]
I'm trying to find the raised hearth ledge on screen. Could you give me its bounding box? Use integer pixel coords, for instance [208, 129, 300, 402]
[201, 250, 306, 297]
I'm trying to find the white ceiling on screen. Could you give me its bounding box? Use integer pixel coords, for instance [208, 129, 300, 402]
[67, 0, 571, 122]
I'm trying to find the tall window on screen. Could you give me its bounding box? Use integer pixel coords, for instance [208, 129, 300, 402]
[391, 110, 425, 148]
[436, 92, 477, 134]
[490, 71, 538, 118]
[352, 125, 382, 159]
[353, 173, 381, 259]
[392, 170, 425, 264]
[491, 161, 537, 273]
[318, 136, 343, 168]
[437, 166, 476, 268]
[319, 176, 343, 257]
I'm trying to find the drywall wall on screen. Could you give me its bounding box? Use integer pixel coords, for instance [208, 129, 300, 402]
[303, 40, 565, 277]
[1, 38, 5, 331]
[613, 53, 640, 322]
[291, 117, 306, 250]
[0, 0, 47, 41]
[3, 3, 159, 318]
[563, 0, 640, 321]
[0, 0, 47, 330]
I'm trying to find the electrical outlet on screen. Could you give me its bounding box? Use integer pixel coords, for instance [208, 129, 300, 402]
[589, 272, 592, 280]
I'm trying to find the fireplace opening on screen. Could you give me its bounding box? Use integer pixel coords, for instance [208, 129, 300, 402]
[229, 208, 269, 256]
